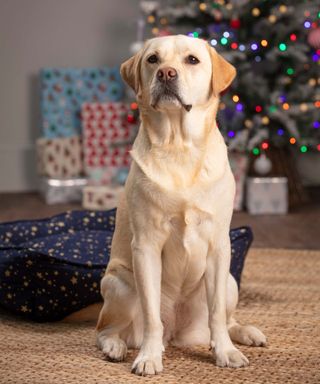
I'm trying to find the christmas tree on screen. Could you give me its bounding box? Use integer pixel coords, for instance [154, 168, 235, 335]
[139, 0, 320, 156]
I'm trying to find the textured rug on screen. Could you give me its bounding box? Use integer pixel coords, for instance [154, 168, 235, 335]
[0, 248, 319, 384]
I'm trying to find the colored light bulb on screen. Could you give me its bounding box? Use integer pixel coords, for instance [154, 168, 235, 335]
[290, 137, 296, 144]
[236, 103, 243, 111]
[221, 37, 228, 45]
[279, 43, 287, 51]
[252, 8, 260, 17]
[304, 21, 311, 29]
[277, 128, 284, 135]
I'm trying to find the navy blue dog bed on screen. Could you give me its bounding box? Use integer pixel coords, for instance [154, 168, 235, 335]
[0, 209, 252, 322]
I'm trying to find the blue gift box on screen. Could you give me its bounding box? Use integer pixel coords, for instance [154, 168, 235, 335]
[40, 67, 125, 138]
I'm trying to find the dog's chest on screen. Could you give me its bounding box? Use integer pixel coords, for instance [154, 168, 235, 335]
[161, 207, 214, 295]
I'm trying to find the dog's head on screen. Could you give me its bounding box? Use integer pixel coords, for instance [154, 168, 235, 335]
[121, 35, 236, 113]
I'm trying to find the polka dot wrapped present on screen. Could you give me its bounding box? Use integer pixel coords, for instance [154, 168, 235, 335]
[40, 67, 124, 139]
[0, 209, 252, 322]
[82, 102, 137, 184]
[36, 135, 84, 178]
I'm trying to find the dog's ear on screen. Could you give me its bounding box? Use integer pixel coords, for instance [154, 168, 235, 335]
[207, 45, 236, 96]
[120, 50, 143, 95]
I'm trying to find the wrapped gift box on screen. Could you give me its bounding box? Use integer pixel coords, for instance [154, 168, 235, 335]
[84, 144, 132, 184]
[87, 167, 130, 186]
[82, 185, 124, 210]
[82, 102, 136, 184]
[246, 177, 288, 215]
[229, 152, 248, 211]
[40, 67, 124, 138]
[36, 136, 83, 178]
[39, 178, 88, 205]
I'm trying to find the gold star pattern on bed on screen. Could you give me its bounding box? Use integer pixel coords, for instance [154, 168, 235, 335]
[0, 208, 251, 322]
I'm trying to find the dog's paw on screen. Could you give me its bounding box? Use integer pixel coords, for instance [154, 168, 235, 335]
[131, 354, 163, 376]
[215, 347, 249, 368]
[229, 325, 267, 347]
[102, 337, 127, 362]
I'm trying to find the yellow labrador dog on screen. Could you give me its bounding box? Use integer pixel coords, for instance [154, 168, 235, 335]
[96, 35, 266, 376]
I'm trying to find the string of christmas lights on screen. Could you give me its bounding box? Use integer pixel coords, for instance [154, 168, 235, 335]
[140, 0, 320, 154]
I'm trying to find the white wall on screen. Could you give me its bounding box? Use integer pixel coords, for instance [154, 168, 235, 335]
[0, 0, 140, 191]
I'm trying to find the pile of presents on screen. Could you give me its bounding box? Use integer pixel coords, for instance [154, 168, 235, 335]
[36, 67, 139, 209]
[36, 66, 288, 214]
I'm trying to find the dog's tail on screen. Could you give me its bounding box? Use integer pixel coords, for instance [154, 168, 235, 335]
[61, 303, 103, 323]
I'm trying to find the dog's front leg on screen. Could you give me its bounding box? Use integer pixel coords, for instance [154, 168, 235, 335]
[131, 232, 165, 376]
[205, 233, 249, 368]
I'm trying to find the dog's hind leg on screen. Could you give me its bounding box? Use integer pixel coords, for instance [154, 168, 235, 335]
[96, 269, 137, 362]
[227, 274, 267, 347]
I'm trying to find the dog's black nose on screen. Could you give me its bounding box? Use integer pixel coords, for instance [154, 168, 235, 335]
[157, 67, 177, 83]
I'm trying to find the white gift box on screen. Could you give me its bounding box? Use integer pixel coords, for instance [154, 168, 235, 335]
[36, 136, 83, 178]
[246, 177, 288, 215]
[82, 185, 124, 210]
[39, 178, 88, 205]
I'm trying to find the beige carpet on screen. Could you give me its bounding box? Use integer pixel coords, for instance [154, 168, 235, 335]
[0, 248, 319, 384]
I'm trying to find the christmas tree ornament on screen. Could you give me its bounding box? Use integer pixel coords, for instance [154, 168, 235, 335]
[130, 41, 144, 54]
[140, 1, 159, 14]
[230, 18, 241, 29]
[211, 9, 222, 22]
[158, 29, 171, 37]
[253, 153, 272, 175]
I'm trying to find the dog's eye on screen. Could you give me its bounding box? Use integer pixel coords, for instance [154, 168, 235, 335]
[186, 55, 200, 65]
[147, 55, 159, 64]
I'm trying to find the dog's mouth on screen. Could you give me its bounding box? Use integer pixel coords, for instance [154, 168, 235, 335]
[151, 86, 192, 112]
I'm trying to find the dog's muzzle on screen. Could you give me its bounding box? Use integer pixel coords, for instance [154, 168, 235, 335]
[151, 67, 192, 112]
